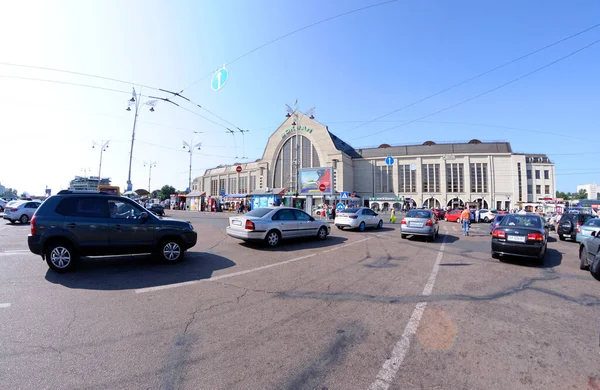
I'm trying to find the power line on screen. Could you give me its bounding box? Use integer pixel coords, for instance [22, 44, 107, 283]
[349, 37, 600, 142]
[344, 22, 600, 134]
[0, 74, 131, 95]
[179, 0, 400, 92]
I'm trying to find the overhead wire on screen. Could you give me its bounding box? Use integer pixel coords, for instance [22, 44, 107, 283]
[349, 37, 600, 143]
[343, 21, 600, 134]
[179, 0, 400, 92]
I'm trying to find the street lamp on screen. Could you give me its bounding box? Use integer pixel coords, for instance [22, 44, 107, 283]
[182, 131, 202, 192]
[125, 88, 158, 192]
[144, 161, 157, 194]
[92, 140, 110, 188]
[285, 102, 315, 195]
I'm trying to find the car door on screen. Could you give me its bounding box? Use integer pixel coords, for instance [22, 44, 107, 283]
[272, 209, 298, 238]
[55, 197, 110, 255]
[292, 209, 318, 237]
[24, 202, 40, 219]
[107, 198, 155, 254]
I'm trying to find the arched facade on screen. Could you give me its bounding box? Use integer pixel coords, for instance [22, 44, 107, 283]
[447, 197, 464, 208]
[271, 133, 321, 192]
[472, 198, 489, 209]
[423, 197, 441, 209]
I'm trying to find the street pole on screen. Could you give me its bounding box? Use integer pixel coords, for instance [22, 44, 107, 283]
[92, 140, 110, 188]
[183, 131, 202, 192]
[144, 161, 156, 194]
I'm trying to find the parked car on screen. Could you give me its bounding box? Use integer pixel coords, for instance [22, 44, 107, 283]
[27, 190, 197, 272]
[400, 209, 439, 241]
[147, 203, 165, 216]
[3, 200, 41, 224]
[334, 207, 384, 231]
[578, 231, 600, 280]
[226, 207, 330, 247]
[478, 209, 496, 223]
[557, 213, 596, 241]
[575, 218, 600, 243]
[0, 198, 6, 212]
[491, 214, 547, 263]
[489, 214, 505, 234]
[445, 209, 462, 223]
[432, 208, 446, 220]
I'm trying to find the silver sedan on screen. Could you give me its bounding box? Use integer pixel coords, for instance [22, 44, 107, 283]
[226, 207, 330, 247]
[400, 209, 439, 241]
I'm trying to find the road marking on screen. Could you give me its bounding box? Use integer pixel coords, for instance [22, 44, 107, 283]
[0, 250, 32, 257]
[136, 237, 375, 294]
[369, 235, 447, 390]
[0, 303, 11, 308]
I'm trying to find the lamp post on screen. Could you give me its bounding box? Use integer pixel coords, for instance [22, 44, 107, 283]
[144, 161, 156, 194]
[92, 140, 110, 188]
[182, 131, 202, 192]
[285, 102, 315, 196]
[126, 88, 158, 192]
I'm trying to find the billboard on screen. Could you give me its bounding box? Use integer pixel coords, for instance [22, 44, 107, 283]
[299, 167, 333, 195]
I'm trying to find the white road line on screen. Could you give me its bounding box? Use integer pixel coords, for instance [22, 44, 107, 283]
[0, 303, 11, 308]
[136, 236, 375, 294]
[369, 235, 447, 390]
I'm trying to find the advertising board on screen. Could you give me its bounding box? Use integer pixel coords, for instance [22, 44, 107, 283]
[299, 167, 333, 195]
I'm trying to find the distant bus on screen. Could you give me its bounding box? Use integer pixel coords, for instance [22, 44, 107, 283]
[98, 185, 120, 196]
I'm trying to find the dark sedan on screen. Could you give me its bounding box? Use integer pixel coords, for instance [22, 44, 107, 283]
[491, 213, 547, 264]
[148, 203, 165, 216]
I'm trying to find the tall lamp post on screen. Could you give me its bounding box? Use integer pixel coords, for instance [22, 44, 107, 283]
[182, 131, 202, 192]
[126, 88, 158, 192]
[144, 161, 157, 194]
[285, 102, 315, 196]
[92, 140, 110, 188]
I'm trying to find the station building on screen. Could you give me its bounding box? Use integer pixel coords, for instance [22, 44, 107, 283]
[190, 113, 555, 212]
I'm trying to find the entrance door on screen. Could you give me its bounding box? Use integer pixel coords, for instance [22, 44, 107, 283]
[107, 198, 155, 254]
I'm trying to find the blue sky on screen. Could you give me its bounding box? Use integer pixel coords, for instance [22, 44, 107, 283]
[0, 0, 598, 195]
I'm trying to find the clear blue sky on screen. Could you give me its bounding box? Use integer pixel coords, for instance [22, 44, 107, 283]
[1, 0, 598, 195]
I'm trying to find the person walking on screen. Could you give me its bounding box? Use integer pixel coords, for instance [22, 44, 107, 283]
[461, 208, 471, 236]
[390, 207, 396, 223]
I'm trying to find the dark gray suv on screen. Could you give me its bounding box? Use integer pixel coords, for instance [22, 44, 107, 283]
[28, 190, 197, 272]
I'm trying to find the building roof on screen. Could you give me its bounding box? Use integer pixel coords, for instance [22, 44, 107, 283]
[356, 141, 513, 159]
[328, 131, 362, 158]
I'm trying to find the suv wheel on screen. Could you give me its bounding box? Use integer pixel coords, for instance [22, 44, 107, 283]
[159, 239, 184, 262]
[558, 234, 565, 241]
[45, 242, 76, 273]
[20, 214, 29, 224]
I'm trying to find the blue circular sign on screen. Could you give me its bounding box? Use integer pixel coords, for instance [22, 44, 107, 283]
[385, 156, 394, 165]
[336, 202, 345, 211]
[211, 66, 229, 91]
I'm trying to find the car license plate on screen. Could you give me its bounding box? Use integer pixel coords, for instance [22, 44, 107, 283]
[232, 220, 242, 226]
[410, 222, 423, 227]
[507, 235, 526, 243]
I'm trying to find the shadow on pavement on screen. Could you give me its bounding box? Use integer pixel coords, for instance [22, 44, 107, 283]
[239, 235, 348, 252]
[44, 252, 236, 290]
[498, 248, 562, 269]
[347, 227, 396, 234]
[402, 233, 459, 243]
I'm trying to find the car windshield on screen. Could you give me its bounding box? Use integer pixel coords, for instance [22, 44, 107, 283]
[406, 210, 430, 218]
[499, 215, 541, 228]
[244, 208, 272, 218]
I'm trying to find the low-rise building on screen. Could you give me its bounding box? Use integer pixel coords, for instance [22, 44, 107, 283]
[69, 176, 110, 191]
[576, 184, 598, 200]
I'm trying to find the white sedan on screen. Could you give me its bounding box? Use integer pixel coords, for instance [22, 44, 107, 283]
[334, 207, 384, 231]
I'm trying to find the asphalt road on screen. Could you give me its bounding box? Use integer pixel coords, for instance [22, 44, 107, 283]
[1, 211, 599, 390]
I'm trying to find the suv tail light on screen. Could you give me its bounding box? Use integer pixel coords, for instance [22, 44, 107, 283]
[425, 219, 433, 226]
[401, 218, 407, 225]
[244, 220, 255, 230]
[349, 215, 358, 219]
[492, 229, 506, 239]
[527, 232, 544, 241]
[30, 216, 36, 235]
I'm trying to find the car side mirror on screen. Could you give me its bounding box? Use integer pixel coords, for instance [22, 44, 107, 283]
[309, 217, 315, 221]
[140, 212, 149, 220]
[374, 213, 378, 216]
[592, 231, 597, 237]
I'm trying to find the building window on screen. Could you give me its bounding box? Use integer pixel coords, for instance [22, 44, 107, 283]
[228, 177, 237, 194]
[544, 170, 549, 180]
[249, 175, 256, 192]
[517, 163, 522, 202]
[535, 170, 540, 179]
[545, 185, 550, 194]
[375, 165, 393, 193]
[469, 163, 488, 193]
[211, 179, 218, 196]
[238, 176, 248, 193]
[527, 170, 532, 179]
[398, 164, 416, 193]
[446, 163, 464, 193]
[536, 185, 541, 194]
[527, 184, 533, 195]
[422, 163, 440, 193]
[273, 135, 319, 192]
[219, 179, 226, 196]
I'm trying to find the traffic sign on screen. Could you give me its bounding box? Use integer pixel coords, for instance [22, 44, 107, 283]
[340, 191, 349, 200]
[236, 165, 242, 173]
[211, 65, 229, 91]
[385, 156, 394, 165]
[336, 202, 345, 211]
[319, 183, 326, 192]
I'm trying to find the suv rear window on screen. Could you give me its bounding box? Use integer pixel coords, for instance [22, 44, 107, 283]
[56, 197, 106, 218]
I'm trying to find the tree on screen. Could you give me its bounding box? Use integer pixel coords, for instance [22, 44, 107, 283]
[151, 190, 160, 199]
[158, 185, 177, 201]
[576, 189, 588, 200]
[556, 191, 569, 200]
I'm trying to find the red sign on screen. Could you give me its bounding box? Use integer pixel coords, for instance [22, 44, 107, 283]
[319, 183, 326, 192]
[236, 165, 242, 173]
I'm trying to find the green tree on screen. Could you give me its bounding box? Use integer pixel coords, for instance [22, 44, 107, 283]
[158, 185, 177, 201]
[576, 189, 588, 200]
[151, 190, 160, 199]
[555, 191, 569, 200]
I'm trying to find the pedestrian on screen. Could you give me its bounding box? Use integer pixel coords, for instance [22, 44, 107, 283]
[460, 208, 471, 236]
[326, 206, 331, 220]
[390, 207, 396, 223]
[475, 208, 480, 223]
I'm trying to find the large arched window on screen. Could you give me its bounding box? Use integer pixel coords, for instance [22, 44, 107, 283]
[273, 135, 321, 192]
